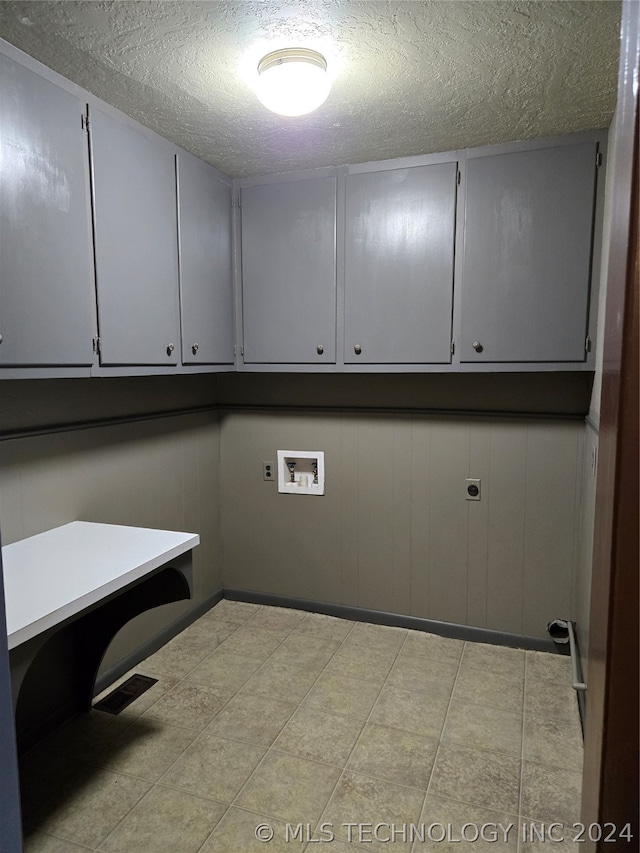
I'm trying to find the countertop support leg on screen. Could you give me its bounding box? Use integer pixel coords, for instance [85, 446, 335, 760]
[12, 558, 191, 753]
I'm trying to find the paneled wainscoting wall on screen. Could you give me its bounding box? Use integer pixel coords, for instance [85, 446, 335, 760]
[221, 410, 585, 640]
[0, 410, 222, 676]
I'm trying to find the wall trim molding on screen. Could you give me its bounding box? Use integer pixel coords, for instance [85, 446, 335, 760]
[223, 587, 565, 653]
[0, 398, 588, 444]
[0, 404, 218, 443]
[217, 402, 587, 422]
[93, 587, 224, 696]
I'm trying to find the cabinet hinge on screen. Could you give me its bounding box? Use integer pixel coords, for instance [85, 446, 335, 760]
[233, 345, 237, 356]
[240, 345, 244, 357]
[92, 336, 101, 355]
[450, 339, 455, 355]
[595, 151, 603, 168]
[81, 109, 90, 133]
[456, 170, 461, 187]
[585, 336, 592, 353]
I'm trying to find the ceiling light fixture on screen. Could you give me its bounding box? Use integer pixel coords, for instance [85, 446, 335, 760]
[256, 48, 331, 117]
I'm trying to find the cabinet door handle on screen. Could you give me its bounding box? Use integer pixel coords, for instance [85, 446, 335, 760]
[316, 344, 324, 355]
[472, 341, 483, 353]
[354, 344, 362, 355]
[192, 343, 199, 354]
[166, 343, 175, 355]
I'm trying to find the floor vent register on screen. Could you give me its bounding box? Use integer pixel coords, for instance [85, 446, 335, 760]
[93, 674, 158, 715]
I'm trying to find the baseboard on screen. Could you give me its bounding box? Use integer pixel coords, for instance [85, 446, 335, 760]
[94, 584, 569, 702]
[93, 587, 224, 696]
[223, 588, 564, 654]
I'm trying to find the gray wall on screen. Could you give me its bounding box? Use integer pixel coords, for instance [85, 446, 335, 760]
[0, 403, 222, 676]
[220, 408, 585, 640]
[0, 374, 219, 434]
[589, 107, 618, 427]
[0, 363, 601, 683]
[573, 420, 599, 674]
[571, 111, 618, 679]
[217, 372, 593, 415]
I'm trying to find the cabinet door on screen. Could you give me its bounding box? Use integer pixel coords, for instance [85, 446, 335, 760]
[345, 163, 457, 364]
[177, 155, 234, 364]
[460, 142, 597, 363]
[0, 55, 95, 367]
[90, 107, 180, 366]
[241, 177, 336, 364]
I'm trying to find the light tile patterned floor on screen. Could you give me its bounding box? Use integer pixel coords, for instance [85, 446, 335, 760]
[19, 601, 584, 852]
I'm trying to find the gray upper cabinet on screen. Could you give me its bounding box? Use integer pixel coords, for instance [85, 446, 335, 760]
[459, 141, 598, 363]
[241, 175, 337, 364]
[90, 106, 180, 366]
[177, 154, 234, 365]
[0, 54, 95, 367]
[0, 39, 604, 380]
[345, 162, 457, 364]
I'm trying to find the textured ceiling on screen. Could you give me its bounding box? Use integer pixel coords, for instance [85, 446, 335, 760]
[0, 0, 621, 178]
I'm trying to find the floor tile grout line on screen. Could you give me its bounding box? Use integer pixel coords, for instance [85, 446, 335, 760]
[27, 827, 99, 852]
[516, 652, 529, 853]
[218, 615, 365, 824]
[21, 603, 306, 851]
[74, 772, 152, 853]
[104, 601, 270, 853]
[151, 778, 294, 853]
[310, 628, 408, 842]
[174, 610, 313, 721]
[216, 618, 363, 741]
[188, 616, 272, 853]
[22, 603, 581, 852]
[143, 608, 358, 846]
[29, 614, 408, 849]
[86, 604, 272, 851]
[415, 637, 466, 848]
[310, 624, 449, 845]
[224, 621, 407, 841]
[126, 605, 304, 812]
[86, 783, 148, 851]
[435, 651, 527, 762]
[411, 788, 523, 818]
[193, 798, 350, 853]
[516, 755, 585, 772]
[126, 616, 254, 704]
[230, 614, 359, 710]
[146, 605, 309, 734]
[110, 632, 470, 740]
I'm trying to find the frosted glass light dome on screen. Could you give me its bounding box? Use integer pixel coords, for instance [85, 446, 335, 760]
[256, 48, 331, 117]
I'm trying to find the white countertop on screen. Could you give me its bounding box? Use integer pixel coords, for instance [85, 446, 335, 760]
[3, 521, 199, 650]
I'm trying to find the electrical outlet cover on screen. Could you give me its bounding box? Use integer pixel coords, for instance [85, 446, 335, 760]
[465, 478, 481, 500]
[263, 461, 275, 481]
